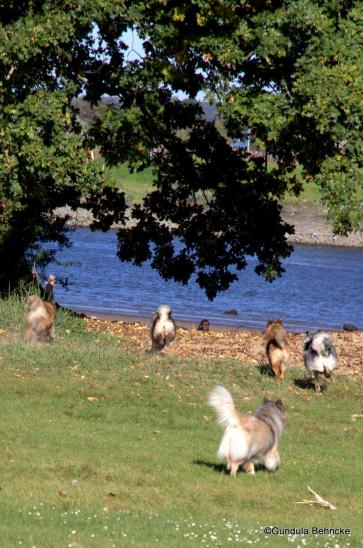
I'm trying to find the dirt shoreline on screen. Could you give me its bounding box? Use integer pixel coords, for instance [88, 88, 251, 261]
[71, 307, 360, 334]
[56, 203, 363, 248]
[282, 203, 363, 247]
[72, 308, 256, 332]
[84, 316, 363, 380]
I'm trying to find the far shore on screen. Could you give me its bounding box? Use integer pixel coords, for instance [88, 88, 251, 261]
[55, 202, 363, 248]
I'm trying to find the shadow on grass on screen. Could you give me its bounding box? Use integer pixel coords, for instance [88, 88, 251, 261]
[193, 460, 227, 474]
[294, 377, 314, 390]
[294, 377, 328, 392]
[193, 460, 269, 475]
[257, 362, 274, 377]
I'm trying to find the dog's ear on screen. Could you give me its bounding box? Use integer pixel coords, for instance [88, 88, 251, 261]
[303, 333, 313, 350]
[275, 399, 285, 411]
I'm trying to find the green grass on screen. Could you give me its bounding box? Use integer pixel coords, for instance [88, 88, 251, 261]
[104, 158, 363, 210]
[283, 181, 322, 205]
[105, 160, 327, 208]
[106, 162, 155, 203]
[0, 295, 362, 547]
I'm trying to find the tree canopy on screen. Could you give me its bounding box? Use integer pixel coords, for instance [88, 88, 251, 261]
[1, 1, 362, 298]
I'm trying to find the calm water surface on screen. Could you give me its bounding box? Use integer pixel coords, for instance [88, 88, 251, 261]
[48, 228, 363, 332]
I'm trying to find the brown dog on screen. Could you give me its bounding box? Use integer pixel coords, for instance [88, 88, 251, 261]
[208, 386, 287, 476]
[264, 319, 289, 379]
[25, 295, 57, 344]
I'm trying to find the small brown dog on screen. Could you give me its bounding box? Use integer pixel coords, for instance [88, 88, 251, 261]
[25, 295, 57, 344]
[264, 319, 289, 379]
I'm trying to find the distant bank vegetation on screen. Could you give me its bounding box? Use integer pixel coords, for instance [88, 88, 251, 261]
[73, 97, 324, 207]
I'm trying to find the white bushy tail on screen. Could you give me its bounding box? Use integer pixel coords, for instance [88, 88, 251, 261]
[208, 386, 239, 428]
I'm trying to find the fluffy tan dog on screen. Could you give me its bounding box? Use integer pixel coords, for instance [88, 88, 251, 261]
[25, 295, 57, 344]
[150, 304, 176, 351]
[208, 386, 287, 476]
[264, 319, 289, 379]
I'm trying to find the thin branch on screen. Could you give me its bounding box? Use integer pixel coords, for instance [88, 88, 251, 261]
[5, 66, 15, 81]
[126, 30, 144, 60]
[202, 189, 211, 206]
[295, 486, 336, 510]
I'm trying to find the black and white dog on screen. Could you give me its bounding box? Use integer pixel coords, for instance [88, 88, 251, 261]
[150, 304, 176, 352]
[303, 331, 338, 392]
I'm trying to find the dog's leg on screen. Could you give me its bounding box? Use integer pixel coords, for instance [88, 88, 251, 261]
[230, 461, 242, 477]
[161, 342, 172, 355]
[25, 325, 35, 345]
[262, 444, 281, 472]
[26, 331, 38, 345]
[273, 359, 285, 380]
[151, 340, 160, 352]
[243, 461, 255, 475]
[314, 373, 323, 393]
[48, 324, 55, 343]
[271, 362, 280, 379]
[38, 327, 48, 344]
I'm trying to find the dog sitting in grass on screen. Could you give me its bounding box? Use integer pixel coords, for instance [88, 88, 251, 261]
[150, 304, 176, 352]
[208, 386, 287, 476]
[303, 331, 338, 392]
[25, 295, 57, 344]
[264, 319, 289, 379]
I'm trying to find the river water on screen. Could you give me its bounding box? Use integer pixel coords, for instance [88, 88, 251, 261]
[48, 228, 363, 332]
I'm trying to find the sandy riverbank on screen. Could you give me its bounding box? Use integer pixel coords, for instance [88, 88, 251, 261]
[283, 203, 363, 247]
[55, 202, 363, 247]
[71, 308, 254, 332]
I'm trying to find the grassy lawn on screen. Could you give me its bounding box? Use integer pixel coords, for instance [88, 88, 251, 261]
[106, 163, 154, 204]
[0, 296, 362, 547]
[283, 181, 322, 206]
[105, 160, 325, 207]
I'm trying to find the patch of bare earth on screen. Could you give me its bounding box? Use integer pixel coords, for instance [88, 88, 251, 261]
[85, 319, 363, 381]
[283, 203, 363, 247]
